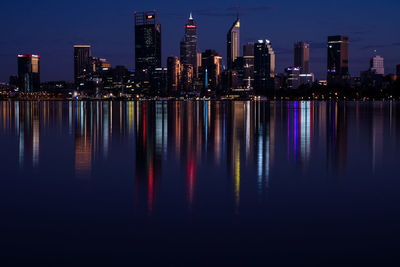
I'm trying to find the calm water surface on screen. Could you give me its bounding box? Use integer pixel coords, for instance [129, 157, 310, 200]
[1, 101, 400, 266]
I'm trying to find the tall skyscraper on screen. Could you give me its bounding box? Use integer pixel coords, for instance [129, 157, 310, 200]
[254, 40, 275, 93]
[17, 54, 40, 92]
[327, 35, 350, 85]
[134, 10, 162, 89]
[74, 45, 91, 85]
[370, 55, 384, 75]
[167, 56, 181, 95]
[201, 50, 223, 91]
[180, 13, 198, 75]
[294, 41, 310, 74]
[243, 42, 255, 81]
[227, 17, 240, 70]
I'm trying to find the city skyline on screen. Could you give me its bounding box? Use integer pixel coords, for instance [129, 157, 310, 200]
[1, 0, 399, 83]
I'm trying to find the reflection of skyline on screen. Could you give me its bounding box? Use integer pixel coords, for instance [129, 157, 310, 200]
[326, 102, 348, 173]
[1, 101, 399, 213]
[256, 102, 274, 197]
[285, 101, 313, 167]
[372, 103, 384, 173]
[13, 101, 41, 169]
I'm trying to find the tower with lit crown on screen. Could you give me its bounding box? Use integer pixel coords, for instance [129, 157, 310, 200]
[254, 40, 275, 93]
[180, 12, 198, 76]
[227, 15, 240, 70]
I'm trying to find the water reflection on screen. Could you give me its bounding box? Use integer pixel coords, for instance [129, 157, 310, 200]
[1, 101, 399, 214]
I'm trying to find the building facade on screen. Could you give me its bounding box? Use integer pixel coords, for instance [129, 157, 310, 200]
[243, 42, 255, 88]
[285, 67, 301, 89]
[227, 17, 240, 70]
[201, 50, 223, 92]
[327, 35, 350, 86]
[180, 13, 198, 76]
[370, 55, 384, 75]
[18, 54, 40, 92]
[74, 45, 91, 86]
[167, 57, 181, 95]
[294, 41, 310, 74]
[134, 11, 162, 90]
[254, 40, 275, 94]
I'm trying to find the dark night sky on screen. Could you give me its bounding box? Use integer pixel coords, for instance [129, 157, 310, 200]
[1, 0, 399, 82]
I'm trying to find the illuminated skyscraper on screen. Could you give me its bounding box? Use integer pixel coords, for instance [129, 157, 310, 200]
[201, 50, 223, 92]
[167, 56, 181, 95]
[180, 13, 198, 75]
[134, 11, 162, 89]
[254, 40, 275, 93]
[243, 42, 255, 82]
[74, 45, 91, 86]
[181, 64, 194, 92]
[327, 35, 350, 85]
[227, 17, 240, 70]
[370, 55, 384, 75]
[294, 41, 310, 74]
[17, 54, 40, 92]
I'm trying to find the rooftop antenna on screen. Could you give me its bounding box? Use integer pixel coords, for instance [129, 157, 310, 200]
[189, 12, 193, 20]
[236, 6, 240, 20]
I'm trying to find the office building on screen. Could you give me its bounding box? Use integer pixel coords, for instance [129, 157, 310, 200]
[243, 42, 255, 86]
[285, 67, 301, 89]
[17, 54, 40, 92]
[294, 41, 310, 74]
[181, 64, 194, 92]
[327, 35, 350, 86]
[227, 17, 240, 70]
[254, 40, 275, 93]
[74, 45, 91, 85]
[152, 67, 168, 95]
[370, 55, 384, 75]
[167, 57, 181, 95]
[134, 11, 162, 90]
[201, 50, 223, 91]
[180, 13, 198, 76]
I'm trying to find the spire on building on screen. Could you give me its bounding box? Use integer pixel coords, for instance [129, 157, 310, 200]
[189, 12, 193, 20]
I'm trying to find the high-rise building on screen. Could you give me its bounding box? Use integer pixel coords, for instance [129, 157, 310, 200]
[227, 17, 240, 70]
[180, 13, 198, 75]
[327, 35, 350, 85]
[74, 45, 91, 85]
[201, 50, 223, 91]
[294, 41, 310, 74]
[167, 57, 181, 95]
[243, 42, 255, 82]
[17, 54, 40, 92]
[370, 55, 384, 75]
[285, 67, 300, 89]
[397, 64, 400, 77]
[181, 64, 194, 92]
[254, 40, 275, 93]
[151, 67, 168, 95]
[134, 11, 162, 89]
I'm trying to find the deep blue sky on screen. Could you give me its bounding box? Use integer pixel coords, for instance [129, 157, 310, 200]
[1, 0, 399, 82]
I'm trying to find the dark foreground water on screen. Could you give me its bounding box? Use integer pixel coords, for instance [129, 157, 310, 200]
[1, 101, 400, 266]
